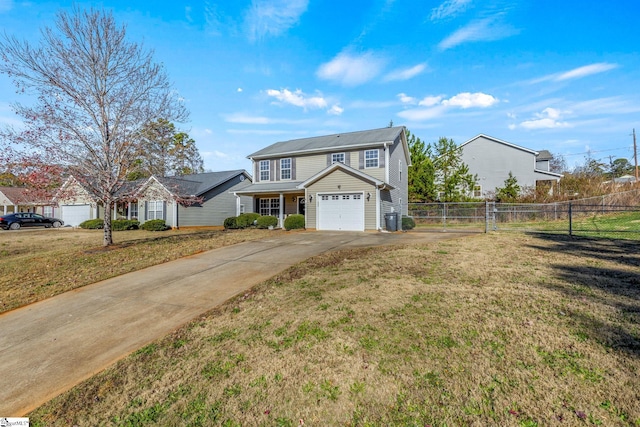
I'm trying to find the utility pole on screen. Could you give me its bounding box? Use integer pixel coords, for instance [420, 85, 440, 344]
[634, 128, 639, 181]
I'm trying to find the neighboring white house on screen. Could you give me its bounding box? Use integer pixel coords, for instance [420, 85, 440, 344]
[235, 126, 411, 231]
[460, 134, 563, 198]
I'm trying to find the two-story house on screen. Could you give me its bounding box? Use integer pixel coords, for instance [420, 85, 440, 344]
[235, 126, 410, 231]
[460, 134, 563, 198]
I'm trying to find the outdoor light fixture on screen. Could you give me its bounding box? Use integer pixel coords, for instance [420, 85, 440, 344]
[309, 195, 313, 202]
[367, 192, 371, 201]
[292, 196, 296, 202]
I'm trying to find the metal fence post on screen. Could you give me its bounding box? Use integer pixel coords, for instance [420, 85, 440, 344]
[569, 202, 573, 237]
[485, 201, 489, 233]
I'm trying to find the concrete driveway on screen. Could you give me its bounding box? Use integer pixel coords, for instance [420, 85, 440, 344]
[0, 230, 466, 416]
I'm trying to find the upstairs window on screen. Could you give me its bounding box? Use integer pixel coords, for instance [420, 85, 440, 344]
[259, 160, 270, 181]
[365, 149, 379, 168]
[280, 158, 291, 180]
[331, 153, 345, 164]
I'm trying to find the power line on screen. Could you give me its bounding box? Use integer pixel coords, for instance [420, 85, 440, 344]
[560, 145, 635, 158]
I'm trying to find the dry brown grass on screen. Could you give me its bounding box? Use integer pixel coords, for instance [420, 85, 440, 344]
[29, 232, 640, 426]
[0, 227, 277, 314]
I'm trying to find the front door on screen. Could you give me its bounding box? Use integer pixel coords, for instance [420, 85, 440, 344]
[297, 196, 306, 215]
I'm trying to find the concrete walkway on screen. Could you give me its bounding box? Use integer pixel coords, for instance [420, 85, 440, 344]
[0, 230, 465, 416]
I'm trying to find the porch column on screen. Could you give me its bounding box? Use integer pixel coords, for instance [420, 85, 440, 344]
[3, 205, 6, 214]
[279, 193, 284, 228]
[127, 202, 132, 220]
[113, 204, 117, 220]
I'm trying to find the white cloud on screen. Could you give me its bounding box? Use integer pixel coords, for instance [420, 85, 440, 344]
[202, 150, 229, 159]
[532, 63, 619, 84]
[398, 93, 417, 104]
[442, 92, 498, 108]
[328, 105, 344, 115]
[418, 96, 443, 107]
[518, 108, 571, 130]
[266, 88, 328, 110]
[438, 15, 518, 50]
[244, 0, 308, 42]
[316, 51, 386, 86]
[397, 92, 497, 121]
[223, 113, 271, 124]
[398, 105, 448, 121]
[430, 0, 472, 21]
[237, 88, 243, 92]
[383, 63, 427, 82]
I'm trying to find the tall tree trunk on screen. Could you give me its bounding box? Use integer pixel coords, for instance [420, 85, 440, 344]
[103, 199, 113, 246]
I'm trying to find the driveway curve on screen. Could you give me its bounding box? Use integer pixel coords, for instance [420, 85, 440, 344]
[0, 230, 468, 416]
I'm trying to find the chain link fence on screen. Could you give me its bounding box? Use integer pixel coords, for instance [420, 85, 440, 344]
[408, 188, 640, 239]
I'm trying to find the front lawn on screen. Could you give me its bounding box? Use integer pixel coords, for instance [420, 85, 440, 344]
[29, 232, 640, 426]
[0, 228, 276, 314]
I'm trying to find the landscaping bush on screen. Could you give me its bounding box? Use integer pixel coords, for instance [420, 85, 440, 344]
[236, 212, 260, 228]
[140, 219, 169, 231]
[78, 219, 104, 229]
[402, 215, 416, 230]
[112, 219, 139, 231]
[284, 214, 305, 230]
[256, 215, 278, 229]
[223, 216, 238, 229]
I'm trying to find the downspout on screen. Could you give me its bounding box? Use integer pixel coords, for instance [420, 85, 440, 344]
[376, 186, 381, 230]
[234, 192, 241, 216]
[173, 200, 178, 229]
[384, 142, 390, 183]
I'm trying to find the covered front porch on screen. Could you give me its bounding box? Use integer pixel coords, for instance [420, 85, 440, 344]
[235, 182, 306, 228]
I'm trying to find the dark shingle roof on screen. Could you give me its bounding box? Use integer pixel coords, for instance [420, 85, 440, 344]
[248, 126, 405, 158]
[155, 170, 248, 197]
[536, 150, 553, 160]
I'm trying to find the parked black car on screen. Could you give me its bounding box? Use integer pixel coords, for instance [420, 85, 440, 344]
[0, 213, 64, 230]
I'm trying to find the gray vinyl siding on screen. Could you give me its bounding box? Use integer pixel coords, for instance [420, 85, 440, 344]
[460, 136, 556, 197]
[177, 175, 253, 226]
[305, 169, 377, 231]
[386, 134, 409, 223]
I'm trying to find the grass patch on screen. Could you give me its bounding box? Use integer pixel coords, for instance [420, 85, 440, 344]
[0, 228, 276, 314]
[28, 232, 640, 426]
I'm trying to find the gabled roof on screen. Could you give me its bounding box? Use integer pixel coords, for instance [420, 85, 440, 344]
[0, 186, 52, 205]
[461, 134, 539, 155]
[137, 170, 250, 198]
[297, 162, 392, 190]
[248, 126, 406, 159]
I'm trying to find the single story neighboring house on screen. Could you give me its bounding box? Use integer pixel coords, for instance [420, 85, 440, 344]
[56, 170, 253, 228]
[235, 126, 411, 231]
[0, 186, 58, 217]
[460, 134, 563, 198]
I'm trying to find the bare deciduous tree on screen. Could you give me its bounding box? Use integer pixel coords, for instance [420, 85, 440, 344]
[0, 7, 188, 245]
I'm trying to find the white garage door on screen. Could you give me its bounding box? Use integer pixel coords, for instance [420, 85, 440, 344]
[317, 193, 364, 231]
[61, 204, 91, 227]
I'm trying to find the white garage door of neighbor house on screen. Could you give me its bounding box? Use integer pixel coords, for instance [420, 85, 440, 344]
[317, 193, 364, 231]
[61, 204, 91, 227]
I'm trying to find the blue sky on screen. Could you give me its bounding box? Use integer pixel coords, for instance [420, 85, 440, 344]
[1, 0, 639, 173]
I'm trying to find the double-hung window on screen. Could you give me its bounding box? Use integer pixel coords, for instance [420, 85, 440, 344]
[130, 202, 138, 219]
[331, 153, 345, 164]
[44, 206, 54, 217]
[365, 149, 379, 168]
[259, 198, 280, 216]
[280, 158, 291, 180]
[147, 200, 164, 220]
[259, 160, 270, 181]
